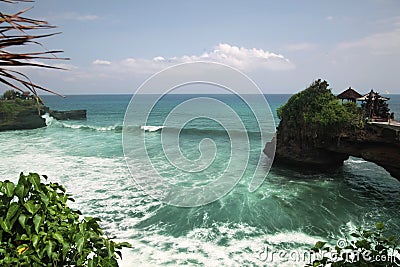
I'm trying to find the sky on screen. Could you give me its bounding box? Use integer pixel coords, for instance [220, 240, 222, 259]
[2, 0, 400, 95]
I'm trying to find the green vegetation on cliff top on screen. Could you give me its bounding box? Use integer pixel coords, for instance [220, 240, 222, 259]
[0, 99, 38, 121]
[277, 79, 364, 133]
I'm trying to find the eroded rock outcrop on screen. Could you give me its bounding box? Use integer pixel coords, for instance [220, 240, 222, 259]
[265, 123, 400, 180]
[0, 102, 87, 132]
[49, 109, 86, 120]
[0, 108, 46, 131]
[264, 79, 400, 181]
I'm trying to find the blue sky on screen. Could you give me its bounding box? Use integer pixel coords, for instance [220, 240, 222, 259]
[2, 0, 400, 94]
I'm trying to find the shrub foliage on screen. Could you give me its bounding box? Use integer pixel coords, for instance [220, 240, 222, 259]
[308, 223, 399, 267]
[277, 79, 363, 135]
[0, 173, 131, 266]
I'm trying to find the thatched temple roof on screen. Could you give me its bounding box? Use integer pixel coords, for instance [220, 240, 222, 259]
[337, 87, 362, 101]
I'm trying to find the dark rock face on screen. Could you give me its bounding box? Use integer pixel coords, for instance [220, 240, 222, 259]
[265, 123, 400, 181]
[0, 105, 87, 132]
[49, 109, 86, 120]
[0, 108, 46, 131]
[325, 124, 400, 180]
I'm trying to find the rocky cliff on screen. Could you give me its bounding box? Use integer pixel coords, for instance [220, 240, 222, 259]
[0, 107, 46, 131]
[49, 109, 86, 120]
[265, 123, 400, 180]
[264, 80, 400, 181]
[0, 101, 86, 132]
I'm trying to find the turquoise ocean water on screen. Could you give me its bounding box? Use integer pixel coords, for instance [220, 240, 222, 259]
[0, 94, 399, 266]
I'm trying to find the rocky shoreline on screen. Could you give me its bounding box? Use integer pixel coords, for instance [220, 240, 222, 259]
[0, 108, 47, 131]
[48, 109, 86, 121]
[0, 104, 86, 132]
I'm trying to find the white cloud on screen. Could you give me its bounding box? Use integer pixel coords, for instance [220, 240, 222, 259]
[153, 56, 165, 62]
[76, 15, 99, 21]
[326, 16, 334, 21]
[3, 44, 295, 94]
[193, 43, 294, 71]
[45, 43, 295, 93]
[338, 29, 400, 54]
[92, 59, 111, 65]
[337, 18, 400, 55]
[53, 12, 99, 22]
[93, 43, 293, 74]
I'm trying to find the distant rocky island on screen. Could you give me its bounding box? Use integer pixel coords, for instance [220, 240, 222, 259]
[264, 80, 400, 180]
[0, 90, 86, 131]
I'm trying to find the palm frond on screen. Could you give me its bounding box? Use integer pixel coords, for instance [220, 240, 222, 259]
[0, 0, 68, 98]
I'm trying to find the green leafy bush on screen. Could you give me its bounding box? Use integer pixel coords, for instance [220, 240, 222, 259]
[0, 99, 36, 117]
[0, 173, 131, 266]
[14, 98, 35, 107]
[0, 102, 14, 116]
[307, 222, 399, 267]
[277, 79, 363, 134]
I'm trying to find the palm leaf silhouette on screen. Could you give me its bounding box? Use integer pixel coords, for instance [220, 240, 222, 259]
[1, 0, 68, 99]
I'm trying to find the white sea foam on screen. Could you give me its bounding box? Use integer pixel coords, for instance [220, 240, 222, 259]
[40, 114, 122, 132]
[1, 144, 318, 266]
[346, 158, 367, 164]
[41, 113, 54, 126]
[0, 137, 328, 266]
[140, 125, 164, 132]
[115, 221, 325, 267]
[60, 123, 122, 132]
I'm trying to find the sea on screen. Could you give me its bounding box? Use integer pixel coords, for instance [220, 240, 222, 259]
[0, 94, 399, 266]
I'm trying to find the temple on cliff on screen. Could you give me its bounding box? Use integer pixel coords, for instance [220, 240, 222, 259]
[357, 90, 392, 122]
[337, 87, 362, 102]
[337, 88, 393, 123]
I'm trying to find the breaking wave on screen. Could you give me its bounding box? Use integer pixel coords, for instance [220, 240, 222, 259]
[42, 114, 262, 137]
[140, 125, 164, 132]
